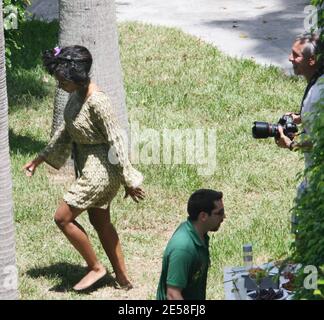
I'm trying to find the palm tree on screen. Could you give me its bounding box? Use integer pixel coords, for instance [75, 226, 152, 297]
[52, 0, 129, 137]
[0, 0, 18, 300]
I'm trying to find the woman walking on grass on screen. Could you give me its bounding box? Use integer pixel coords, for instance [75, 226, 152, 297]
[23, 45, 145, 291]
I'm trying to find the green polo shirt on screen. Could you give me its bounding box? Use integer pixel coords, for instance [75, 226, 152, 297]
[156, 219, 210, 300]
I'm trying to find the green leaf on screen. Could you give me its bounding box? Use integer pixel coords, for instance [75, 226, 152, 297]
[314, 290, 322, 296]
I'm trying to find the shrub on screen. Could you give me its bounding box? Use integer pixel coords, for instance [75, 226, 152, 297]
[3, 0, 30, 68]
[291, 0, 324, 300]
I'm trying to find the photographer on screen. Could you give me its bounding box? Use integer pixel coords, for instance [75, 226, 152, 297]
[275, 33, 324, 197]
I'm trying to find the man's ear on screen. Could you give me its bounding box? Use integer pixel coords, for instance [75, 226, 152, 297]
[309, 55, 316, 66]
[198, 211, 208, 222]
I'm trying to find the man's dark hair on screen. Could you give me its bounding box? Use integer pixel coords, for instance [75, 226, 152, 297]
[42, 45, 93, 86]
[187, 189, 223, 221]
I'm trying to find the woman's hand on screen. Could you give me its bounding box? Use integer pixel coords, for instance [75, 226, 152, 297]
[124, 186, 145, 203]
[23, 156, 44, 177]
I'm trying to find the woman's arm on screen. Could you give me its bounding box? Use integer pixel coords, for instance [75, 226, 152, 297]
[38, 122, 72, 170]
[23, 122, 72, 176]
[90, 94, 145, 202]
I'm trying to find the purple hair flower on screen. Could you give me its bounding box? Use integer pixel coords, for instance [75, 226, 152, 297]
[53, 46, 61, 57]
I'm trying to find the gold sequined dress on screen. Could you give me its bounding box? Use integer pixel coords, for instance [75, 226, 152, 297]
[39, 91, 143, 210]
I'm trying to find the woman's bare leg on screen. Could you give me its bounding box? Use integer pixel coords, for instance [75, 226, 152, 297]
[88, 206, 132, 288]
[54, 201, 106, 290]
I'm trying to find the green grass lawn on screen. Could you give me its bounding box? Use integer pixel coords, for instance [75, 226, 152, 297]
[8, 20, 305, 299]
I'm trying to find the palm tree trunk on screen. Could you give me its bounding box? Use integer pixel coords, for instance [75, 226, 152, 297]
[53, 0, 129, 136]
[0, 0, 18, 300]
[50, 0, 129, 175]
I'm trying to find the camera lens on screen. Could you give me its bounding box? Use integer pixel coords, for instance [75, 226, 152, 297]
[252, 122, 277, 139]
[252, 115, 298, 140]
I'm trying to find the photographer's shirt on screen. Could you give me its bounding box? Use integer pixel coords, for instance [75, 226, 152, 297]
[301, 74, 324, 170]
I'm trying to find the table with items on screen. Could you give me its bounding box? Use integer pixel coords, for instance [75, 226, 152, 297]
[223, 262, 299, 300]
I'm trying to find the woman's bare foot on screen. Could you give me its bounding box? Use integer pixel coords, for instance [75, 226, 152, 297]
[73, 264, 107, 291]
[114, 275, 133, 290]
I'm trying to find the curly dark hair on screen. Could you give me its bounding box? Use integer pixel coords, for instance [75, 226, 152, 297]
[42, 45, 93, 86]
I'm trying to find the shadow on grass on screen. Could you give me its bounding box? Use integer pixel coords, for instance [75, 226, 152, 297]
[9, 129, 47, 155]
[26, 262, 116, 294]
[7, 70, 53, 104]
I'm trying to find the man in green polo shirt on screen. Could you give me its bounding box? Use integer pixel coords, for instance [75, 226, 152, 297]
[156, 189, 225, 300]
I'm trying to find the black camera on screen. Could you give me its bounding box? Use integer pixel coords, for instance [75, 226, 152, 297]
[252, 115, 298, 139]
